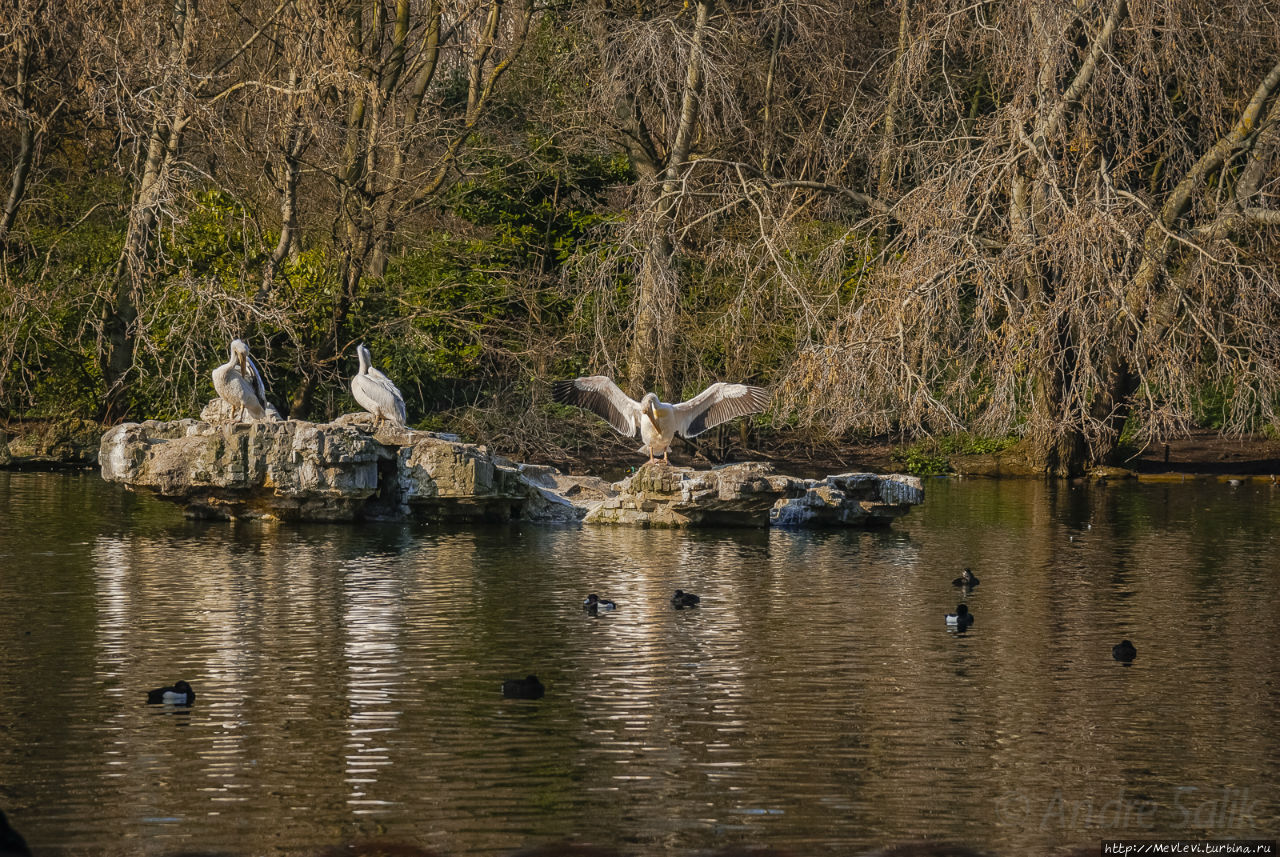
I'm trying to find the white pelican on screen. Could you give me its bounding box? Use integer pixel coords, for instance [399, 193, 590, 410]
[212, 339, 268, 421]
[351, 343, 407, 428]
[551, 375, 769, 463]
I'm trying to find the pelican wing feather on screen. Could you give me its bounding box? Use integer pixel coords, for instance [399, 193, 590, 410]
[242, 349, 267, 407]
[213, 339, 269, 420]
[671, 382, 770, 438]
[552, 375, 643, 437]
[352, 374, 406, 424]
[369, 371, 407, 424]
[351, 345, 407, 424]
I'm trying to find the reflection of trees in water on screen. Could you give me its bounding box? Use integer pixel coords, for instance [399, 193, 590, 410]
[903, 480, 1280, 855]
[3, 476, 1278, 855]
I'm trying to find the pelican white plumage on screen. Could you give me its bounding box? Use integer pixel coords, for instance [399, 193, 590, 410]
[552, 375, 769, 463]
[351, 343, 407, 428]
[212, 339, 268, 422]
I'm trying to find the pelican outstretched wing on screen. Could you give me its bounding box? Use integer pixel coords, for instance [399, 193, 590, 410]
[552, 375, 643, 437]
[671, 382, 769, 438]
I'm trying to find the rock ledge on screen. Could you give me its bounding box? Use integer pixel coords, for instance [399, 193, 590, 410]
[100, 415, 922, 527]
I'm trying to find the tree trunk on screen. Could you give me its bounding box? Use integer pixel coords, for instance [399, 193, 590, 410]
[876, 1, 910, 203]
[100, 108, 189, 421]
[0, 36, 35, 248]
[1028, 356, 1091, 477]
[99, 0, 193, 422]
[626, 0, 713, 397]
[261, 69, 303, 296]
[1012, 0, 1129, 476]
[628, 231, 677, 396]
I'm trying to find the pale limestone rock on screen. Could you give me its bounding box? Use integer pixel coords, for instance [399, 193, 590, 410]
[101, 419, 382, 521]
[99, 415, 588, 524]
[200, 397, 282, 424]
[582, 461, 903, 528]
[100, 415, 922, 527]
[510, 463, 615, 524]
[769, 472, 925, 527]
[331, 411, 460, 443]
[582, 462, 923, 528]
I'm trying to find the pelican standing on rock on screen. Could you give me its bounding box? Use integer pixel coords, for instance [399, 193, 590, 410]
[212, 339, 268, 422]
[552, 375, 770, 464]
[351, 343, 407, 428]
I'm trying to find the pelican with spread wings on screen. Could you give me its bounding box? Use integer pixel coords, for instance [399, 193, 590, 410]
[212, 339, 269, 422]
[552, 375, 769, 463]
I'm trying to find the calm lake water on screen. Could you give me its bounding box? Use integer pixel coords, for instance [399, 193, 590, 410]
[1, 470, 1277, 856]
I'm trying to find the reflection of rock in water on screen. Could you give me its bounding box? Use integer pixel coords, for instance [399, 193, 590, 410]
[507, 846, 623, 857]
[343, 559, 406, 808]
[99, 416, 921, 528]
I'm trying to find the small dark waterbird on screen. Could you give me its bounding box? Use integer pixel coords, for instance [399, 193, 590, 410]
[502, 675, 545, 699]
[945, 604, 973, 628]
[672, 589, 701, 608]
[583, 594, 617, 611]
[0, 809, 32, 857]
[146, 680, 195, 705]
[952, 567, 980, 587]
[1112, 640, 1137, 662]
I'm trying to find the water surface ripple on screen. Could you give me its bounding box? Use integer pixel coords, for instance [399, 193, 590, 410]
[0, 472, 1277, 855]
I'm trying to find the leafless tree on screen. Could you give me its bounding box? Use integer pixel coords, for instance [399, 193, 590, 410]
[559, 0, 1280, 473]
[562, 0, 874, 400]
[0, 0, 84, 249]
[8, 0, 1280, 469]
[253, 0, 540, 417]
[43, 0, 539, 420]
[77, 0, 302, 419]
[769, 0, 1280, 474]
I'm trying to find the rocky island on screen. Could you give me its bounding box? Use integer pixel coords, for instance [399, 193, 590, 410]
[98, 412, 923, 528]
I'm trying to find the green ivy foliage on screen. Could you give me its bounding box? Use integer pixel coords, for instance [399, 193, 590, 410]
[891, 434, 1018, 476]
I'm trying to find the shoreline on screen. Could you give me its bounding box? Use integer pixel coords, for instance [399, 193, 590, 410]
[3, 419, 1278, 481]
[532, 428, 1280, 482]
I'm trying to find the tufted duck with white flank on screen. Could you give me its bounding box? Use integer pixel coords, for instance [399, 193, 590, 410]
[146, 680, 195, 705]
[0, 809, 32, 857]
